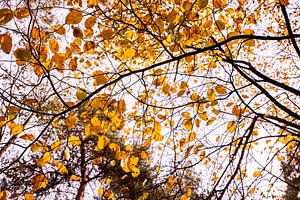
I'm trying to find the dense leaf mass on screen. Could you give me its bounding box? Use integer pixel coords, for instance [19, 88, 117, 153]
[0, 0, 299, 199]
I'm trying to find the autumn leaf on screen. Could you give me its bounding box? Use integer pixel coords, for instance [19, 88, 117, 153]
[52, 25, 66, 35]
[14, 48, 32, 61]
[49, 38, 59, 54]
[85, 16, 96, 28]
[24, 193, 34, 200]
[70, 174, 81, 181]
[100, 29, 114, 40]
[0, 9, 13, 25]
[95, 135, 110, 152]
[227, 121, 236, 133]
[183, 118, 193, 131]
[53, 160, 68, 174]
[14, 7, 30, 19]
[65, 9, 83, 24]
[76, 88, 87, 100]
[0, 34, 12, 54]
[253, 170, 262, 177]
[68, 136, 81, 146]
[11, 124, 23, 135]
[207, 89, 216, 102]
[215, 85, 227, 94]
[36, 152, 51, 167]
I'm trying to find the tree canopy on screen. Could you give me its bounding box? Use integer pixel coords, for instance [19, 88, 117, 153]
[0, 0, 299, 199]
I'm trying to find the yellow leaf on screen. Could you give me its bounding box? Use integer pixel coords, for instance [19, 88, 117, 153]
[120, 154, 131, 172]
[68, 136, 81, 146]
[51, 140, 61, 151]
[76, 88, 87, 100]
[91, 116, 101, 126]
[132, 167, 140, 177]
[227, 121, 236, 133]
[207, 89, 216, 102]
[118, 99, 126, 114]
[166, 177, 175, 189]
[70, 174, 81, 181]
[98, 186, 104, 196]
[65, 9, 83, 24]
[188, 132, 196, 142]
[52, 25, 66, 35]
[11, 124, 23, 135]
[108, 143, 120, 152]
[153, 121, 161, 134]
[14, 7, 30, 19]
[253, 171, 262, 177]
[20, 134, 35, 141]
[180, 193, 189, 200]
[36, 152, 51, 167]
[124, 48, 136, 59]
[0, 9, 13, 25]
[65, 114, 78, 129]
[249, 187, 255, 195]
[0, 34, 12, 54]
[49, 38, 59, 54]
[53, 160, 68, 174]
[95, 135, 110, 152]
[198, 111, 208, 121]
[215, 85, 227, 94]
[183, 118, 193, 131]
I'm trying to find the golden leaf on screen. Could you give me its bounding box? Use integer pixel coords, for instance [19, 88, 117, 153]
[36, 152, 51, 167]
[70, 174, 81, 181]
[207, 89, 216, 102]
[0, 34, 12, 54]
[65, 9, 83, 24]
[95, 135, 110, 152]
[215, 20, 225, 30]
[188, 132, 196, 142]
[49, 38, 59, 54]
[100, 29, 114, 40]
[98, 186, 104, 196]
[0, 9, 13, 25]
[253, 171, 262, 177]
[68, 136, 81, 146]
[215, 85, 227, 94]
[0, 191, 7, 200]
[76, 88, 87, 100]
[14, 7, 30, 19]
[183, 118, 193, 131]
[24, 193, 34, 200]
[20, 134, 35, 141]
[32, 174, 48, 191]
[64, 147, 70, 161]
[227, 121, 236, 133]
[51, 140, 61, 151]
[11, 124, 23, 135]
[85, 16, 96, 28]
[53, 160, 68, 174]
[52, 25, 66, 35]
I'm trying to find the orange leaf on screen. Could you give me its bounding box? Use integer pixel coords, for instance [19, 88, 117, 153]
[0, 9, 13, 25]
[215, 85, 227, 94]
[227, 121, 236, 133]
[0, 34, 12, 54]
[65, 9, 83, 24]
[14, 7, 30, 19]
[49, 38, 59, 54]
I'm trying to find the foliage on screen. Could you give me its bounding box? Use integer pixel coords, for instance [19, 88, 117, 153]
[0, 0, 299, 199]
